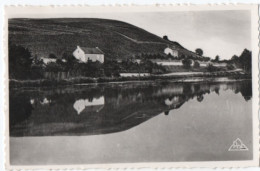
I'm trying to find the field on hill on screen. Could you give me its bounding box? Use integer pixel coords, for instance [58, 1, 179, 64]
[9, 18, 190, 60]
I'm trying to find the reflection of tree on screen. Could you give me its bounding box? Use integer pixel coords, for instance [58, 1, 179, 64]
[183, 84, 192, 95]
[214, 87, 220, 95]
[194, 84, 200, 92]
[239, 81, 252, 101]
[164, 111, 169, 115]
[9, 95, 33, 127]
[197, 95, 204, 102]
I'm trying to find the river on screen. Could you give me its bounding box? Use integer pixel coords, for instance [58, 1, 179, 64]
[9, 80, 252, 165]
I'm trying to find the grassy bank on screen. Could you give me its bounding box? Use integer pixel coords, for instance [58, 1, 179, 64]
[9, 71, 251, 88]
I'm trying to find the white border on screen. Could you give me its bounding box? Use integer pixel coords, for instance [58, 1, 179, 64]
[3, 4, 260, 170]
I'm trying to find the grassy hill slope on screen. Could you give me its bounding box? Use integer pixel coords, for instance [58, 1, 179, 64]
[9, 18, 194, 60]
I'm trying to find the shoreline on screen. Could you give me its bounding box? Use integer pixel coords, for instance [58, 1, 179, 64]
[9, 71, 251, 88]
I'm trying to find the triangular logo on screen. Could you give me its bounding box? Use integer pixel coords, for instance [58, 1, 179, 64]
[228, 138, 248, 151]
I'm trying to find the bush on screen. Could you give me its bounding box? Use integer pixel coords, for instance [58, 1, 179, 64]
[182, 58, 192, 69]
[45, 62, 65, 72]
[9, 44, 33, 79]
[30, 65, 44, 79]
[207, 63, 219, 72]
[227, 64, 235, 70]
[193, 61, 200, 68]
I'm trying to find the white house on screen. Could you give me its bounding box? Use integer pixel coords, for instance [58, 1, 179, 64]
[73, 46, 104, 63]
[164, 47, 178, 57]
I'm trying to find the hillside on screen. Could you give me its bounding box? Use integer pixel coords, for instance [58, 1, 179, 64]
[9, 18, 197, 60]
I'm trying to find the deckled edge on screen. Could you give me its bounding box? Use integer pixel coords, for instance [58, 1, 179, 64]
[2, 3, 260, 171]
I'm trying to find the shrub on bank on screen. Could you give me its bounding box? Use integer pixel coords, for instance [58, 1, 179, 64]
[182, 58, 192, 69]
[227, 64, 235, 70]
[206, 64, 219, 72]
[193, 61, 200, 68]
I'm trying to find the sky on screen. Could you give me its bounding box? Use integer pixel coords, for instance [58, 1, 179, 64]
[83, 10, 251, 60]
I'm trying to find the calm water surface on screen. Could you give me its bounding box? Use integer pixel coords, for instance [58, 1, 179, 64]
[9, 80, 252, 165]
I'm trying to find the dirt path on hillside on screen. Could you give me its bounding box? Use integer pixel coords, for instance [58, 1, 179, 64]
[115, 31, 166, 44]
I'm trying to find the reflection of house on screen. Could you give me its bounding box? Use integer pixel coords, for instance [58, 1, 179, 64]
[155, 86, 183, 96]
[73, 96, 105, 114]
[73, 46, 104, 63]
[40, 98, 52, 105]
[120, 73, 150, 77]
[164, 96, 185, 109]
[133, 59, 141, 64]
[164, 46, 178, 57]
[30, 97, 52, 105]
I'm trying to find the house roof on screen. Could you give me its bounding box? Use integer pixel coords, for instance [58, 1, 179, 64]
[79, 46, 104, 54]
[166, 45, 177, 50]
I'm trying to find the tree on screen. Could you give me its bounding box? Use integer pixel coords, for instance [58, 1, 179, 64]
[207, 63, 219, 72]
[231, 55, 239, 61]
[9, 44, 33, 79]
[62, 52, 78, 71]
[49, 53, 57, 59]
[195, 48, 203, 56]
[45, 62, 64, 72]
[239, 49, 251, 73]
[227, 64, 235, 70]
[163, 35, 169, 40]
[182, 58, 192, 69]
[215, 55, 220, 62]
[193, 61, 200, 68]
[229, 49, 252, 73]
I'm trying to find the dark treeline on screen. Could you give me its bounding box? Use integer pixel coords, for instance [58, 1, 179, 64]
[230, 49, 252, 73]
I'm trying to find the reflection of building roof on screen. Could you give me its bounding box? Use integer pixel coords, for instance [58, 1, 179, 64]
[82, 105, 104, 114]
[80, 46, 104, 54]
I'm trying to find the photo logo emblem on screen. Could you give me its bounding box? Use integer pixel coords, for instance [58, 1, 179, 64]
[228, 138, 248, 151]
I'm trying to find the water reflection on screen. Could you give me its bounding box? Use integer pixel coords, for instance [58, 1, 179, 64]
[9, 80, 252, 137]
[73, 97, 105, 114]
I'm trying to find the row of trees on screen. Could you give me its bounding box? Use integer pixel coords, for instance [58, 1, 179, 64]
[230, 49, 252, 73]
[136, 53, 211, 62]
[182, 58, 233, 72]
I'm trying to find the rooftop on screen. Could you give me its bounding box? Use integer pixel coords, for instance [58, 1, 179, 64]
[78, 46, 104, 54]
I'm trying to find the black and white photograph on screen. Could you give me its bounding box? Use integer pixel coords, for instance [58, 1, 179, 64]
[6, 5, 259, 168]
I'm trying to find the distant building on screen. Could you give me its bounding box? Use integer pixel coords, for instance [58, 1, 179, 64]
[164, 47, 178, 57]
[39, 57, 57, 64]
[73, 46, 104, 63]
[134, 59, 141, 64]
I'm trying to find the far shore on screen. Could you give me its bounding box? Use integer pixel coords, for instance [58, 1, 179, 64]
[9, 70, 251, 88]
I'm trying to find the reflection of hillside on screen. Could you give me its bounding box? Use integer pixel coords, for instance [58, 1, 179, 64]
[9, 81, 252, 137]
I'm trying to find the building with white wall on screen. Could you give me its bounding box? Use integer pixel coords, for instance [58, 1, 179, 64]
[164, 47, 179, 57]
[73, 46, 104, 63]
